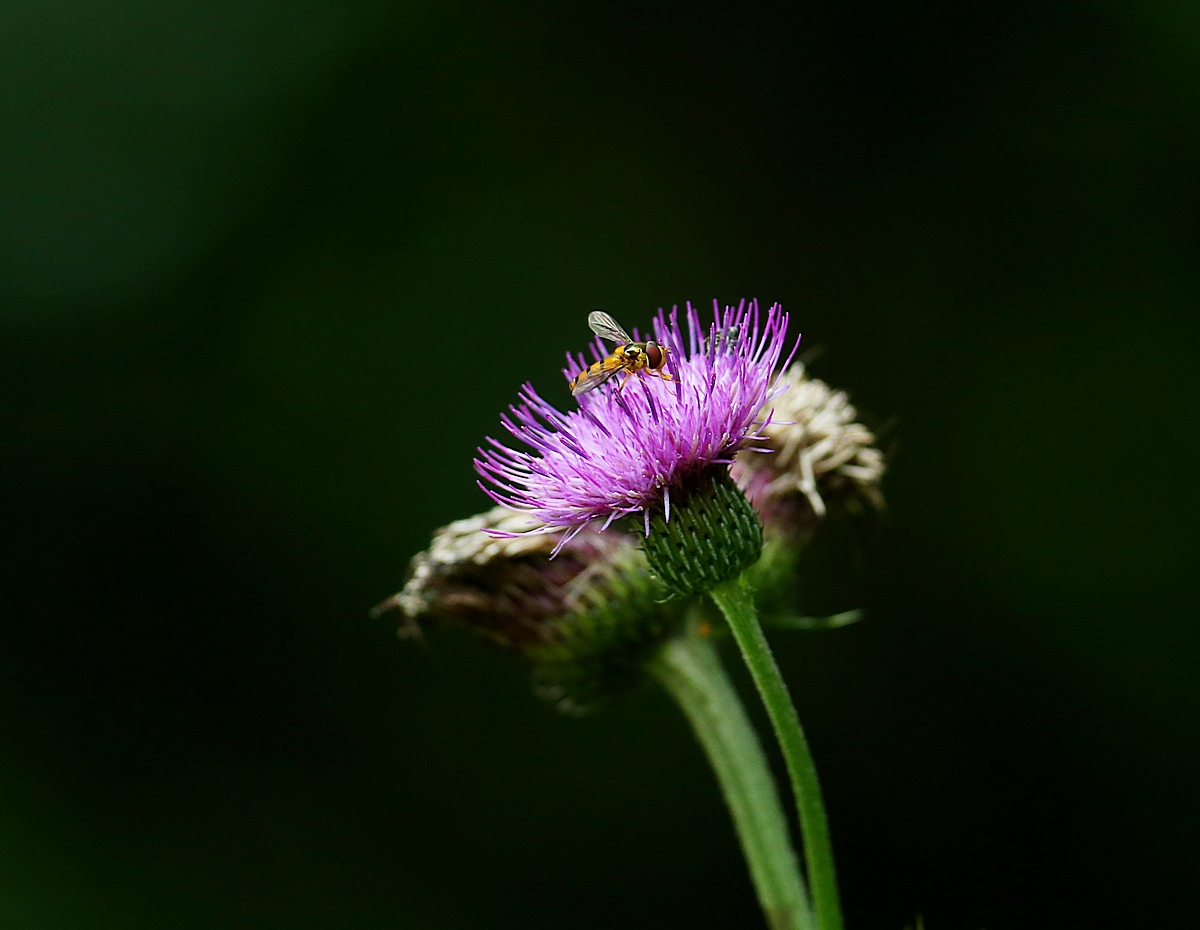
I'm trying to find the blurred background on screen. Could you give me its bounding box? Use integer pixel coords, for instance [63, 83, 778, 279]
[2, 1, 1197, 927]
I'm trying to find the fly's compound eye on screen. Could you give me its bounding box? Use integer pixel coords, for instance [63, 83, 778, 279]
[645, 341, 663, 369]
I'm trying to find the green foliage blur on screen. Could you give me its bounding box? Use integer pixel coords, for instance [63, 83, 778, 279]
[2, 2, 1197, 927]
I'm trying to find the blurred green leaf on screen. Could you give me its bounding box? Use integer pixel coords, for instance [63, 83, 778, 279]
[765, 610, 864, 632]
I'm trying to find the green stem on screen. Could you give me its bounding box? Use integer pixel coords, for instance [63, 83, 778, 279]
[710, 575, 844, 930]
[648, 629, 814, 930]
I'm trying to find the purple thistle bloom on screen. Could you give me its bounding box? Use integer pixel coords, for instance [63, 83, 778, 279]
[475, 300, 798, 551]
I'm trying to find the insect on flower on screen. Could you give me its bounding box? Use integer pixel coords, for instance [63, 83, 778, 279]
[568, 311, 674, 396]
[478, 300, 795, 542]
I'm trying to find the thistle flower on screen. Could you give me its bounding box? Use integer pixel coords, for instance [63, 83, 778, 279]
[475, 300, 796, 565]
[381, 301, 874, 930]
[375, 506, 680, 712]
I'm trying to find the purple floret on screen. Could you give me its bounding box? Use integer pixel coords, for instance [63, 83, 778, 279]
[475, 300, 798, 549]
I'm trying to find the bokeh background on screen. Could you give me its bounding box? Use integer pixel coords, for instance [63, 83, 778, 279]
[3, 2, 1198, 927]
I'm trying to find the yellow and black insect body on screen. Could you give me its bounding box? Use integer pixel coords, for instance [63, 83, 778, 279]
[568, 311, 673, 396]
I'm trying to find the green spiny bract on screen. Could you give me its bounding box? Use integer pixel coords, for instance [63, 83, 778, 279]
[642, 467, 763, 598]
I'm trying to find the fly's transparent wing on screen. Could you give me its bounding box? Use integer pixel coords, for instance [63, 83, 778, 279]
[587, 311, 632, 346]
[570, 357, 624, 396]
[705, 325, 740, 352]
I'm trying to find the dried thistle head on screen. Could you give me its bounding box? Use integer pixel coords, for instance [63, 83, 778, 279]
[375, 506, 683, 713]
[733, 362, 885, 538]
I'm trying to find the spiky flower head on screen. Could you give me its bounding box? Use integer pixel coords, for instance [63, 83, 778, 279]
[375, 506, 681, 712]
[474, 300, 796, 552]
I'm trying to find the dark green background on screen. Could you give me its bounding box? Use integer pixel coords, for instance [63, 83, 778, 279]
[3, 2, 1197, 927]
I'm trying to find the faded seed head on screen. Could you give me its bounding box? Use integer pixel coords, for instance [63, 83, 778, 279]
[376, 506, 684, 712]
[734, 362, 885, 536]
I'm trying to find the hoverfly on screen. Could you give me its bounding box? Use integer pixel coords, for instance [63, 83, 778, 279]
[568, 311, 674, 396]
